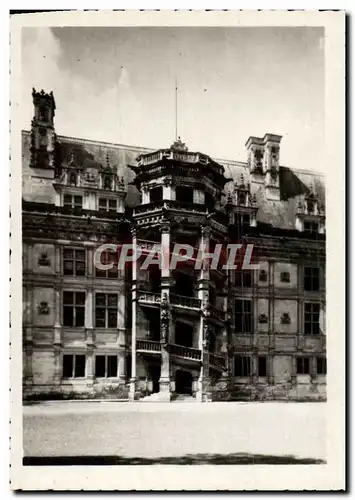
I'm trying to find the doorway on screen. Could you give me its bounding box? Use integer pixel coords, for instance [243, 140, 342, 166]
[175, 370, 193, 395]
[175, 321, 193, 347]
[148, 364, 161, 393]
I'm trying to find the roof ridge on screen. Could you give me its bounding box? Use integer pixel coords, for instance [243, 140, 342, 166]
[21, 129, 324, 177]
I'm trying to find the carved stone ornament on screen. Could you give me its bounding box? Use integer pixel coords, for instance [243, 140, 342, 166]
[37, 301, 50, 315]
[281, 313, 291, 325]
[202, 323, 211, 349]
[280, 272, 290, 283]
[160, 310, 170, 344]
[258, 314, 268, 324]
[38, 252, 50, 266]
[259, 270, 268, 282]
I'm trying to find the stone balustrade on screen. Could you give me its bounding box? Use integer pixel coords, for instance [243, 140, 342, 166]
[168, 344, 202, 361]
[136, 339, 162, 353]
[170, 294, 201, 309]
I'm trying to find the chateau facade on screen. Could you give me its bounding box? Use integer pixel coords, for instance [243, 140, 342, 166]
[22, 89, 326, 401]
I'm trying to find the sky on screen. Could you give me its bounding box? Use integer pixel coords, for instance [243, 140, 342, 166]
[21, 26, 324, 171]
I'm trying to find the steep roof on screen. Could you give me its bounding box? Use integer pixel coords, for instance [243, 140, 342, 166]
[22, 130, 325, 231]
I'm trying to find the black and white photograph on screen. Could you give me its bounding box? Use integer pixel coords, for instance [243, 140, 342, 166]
[9, 10, 345, 491]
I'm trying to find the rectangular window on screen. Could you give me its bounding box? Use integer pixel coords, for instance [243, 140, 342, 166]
[95, 293, 118, 328]
[62, 354, 86, 378]
[317, 357, 327, 375]
[234, 355, 251, 377]
[296, 356, 310, 375]
[98, 198, 118, 212]
[304, 266, 320, 291]
[304, 220, 319, 234]
[63, 194, 82, 209]
[150, 186, 163, 203]
[236, 214, 250, 228]
[175, 186, 193, 204]
[258, 356, 267, 377]
[63, 291, 85, 327]
[95, 355, 118, 378]
[304, 302, 320, 335]
[235, 299, 253, 333]
[234, 270, 252, 287]
[95, 250, 119, 279]
[63, 248, 86, 276]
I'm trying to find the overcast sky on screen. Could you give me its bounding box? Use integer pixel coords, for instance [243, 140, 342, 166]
[21, 26, 324, 171]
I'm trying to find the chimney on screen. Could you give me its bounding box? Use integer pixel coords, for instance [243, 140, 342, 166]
[263, 133, 282, 201]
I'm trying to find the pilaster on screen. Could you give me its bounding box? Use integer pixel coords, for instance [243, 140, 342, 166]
[129, 228, 139, 400]
[159, 221, 171, 399]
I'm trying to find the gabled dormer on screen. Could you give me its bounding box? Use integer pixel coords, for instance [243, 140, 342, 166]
[225, 173, 258, 228]
[295, 184, 325, 235]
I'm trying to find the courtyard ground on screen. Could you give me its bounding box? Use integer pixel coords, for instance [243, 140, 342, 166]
[23, 401, 326, 465]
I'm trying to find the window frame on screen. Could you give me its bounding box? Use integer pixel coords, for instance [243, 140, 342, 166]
[234, 355, 251, 377]
[304, 220, 319, 234]
[62, 353, 86, 379]
[257, 355, 268, 377]
[304, 266, 320, 292]
[62, 290, 86, 327]
[304, 302, 320, 335]
[316, 357, 327, 375]
[234, 299, 253, 334]
[95, 249, 119, 279]
[95, 292, 118, 328]
[98, 197, 118, 212]
[296, 356, 310, 375]
[95, 354, 118, 378]
[234, 269, 253, 288]
[63, 193, 83, 209]
[63, 247, 86, 277]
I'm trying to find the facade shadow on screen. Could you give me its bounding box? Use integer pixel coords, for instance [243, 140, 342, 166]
[23, 453, 326, 466]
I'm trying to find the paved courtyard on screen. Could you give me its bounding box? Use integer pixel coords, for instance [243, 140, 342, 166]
[23, 401, 327, 465]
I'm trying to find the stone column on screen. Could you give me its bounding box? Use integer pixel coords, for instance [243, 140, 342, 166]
[53, 346, 61, 386]
[291, 356, 297, 388]
[129, 228, 139, 400]
[24, 284, 34, 386]
[85, 289, 94, 345]
[118, 353, 126, 382]
[141, 186, 150, 204]
[53, 287, 62, 384]
[197, 226, 212, 402]
[267, 349, 275, 385]
[159, 220, 171, 400]
[310, 356, 317, 384]
[162, 177, 173, 200]
[86, 346, 94, 387]
[117, 288, 126, 384]
[24, 347, 34, 386]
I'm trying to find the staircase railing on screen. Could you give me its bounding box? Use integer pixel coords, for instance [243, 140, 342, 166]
[136, 340, 162, 352]
[168, 344, 202, 361]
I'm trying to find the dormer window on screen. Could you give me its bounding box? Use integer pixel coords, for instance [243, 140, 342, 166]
[306, 199, 315, 215]
[99, 198, 117, 212]
[238, 192, 246, 206]
[69, 172, 77, 186]
[103, 175, 113, 190]
[304, 220, 319, 235]
[64, 194, 82, 209]
[236, 214, 250, 227]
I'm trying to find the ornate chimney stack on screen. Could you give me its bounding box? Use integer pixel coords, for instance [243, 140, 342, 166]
[246, 133, 282, 200]
[30, 88, 56, 172]
[263, 133, 282, 201]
